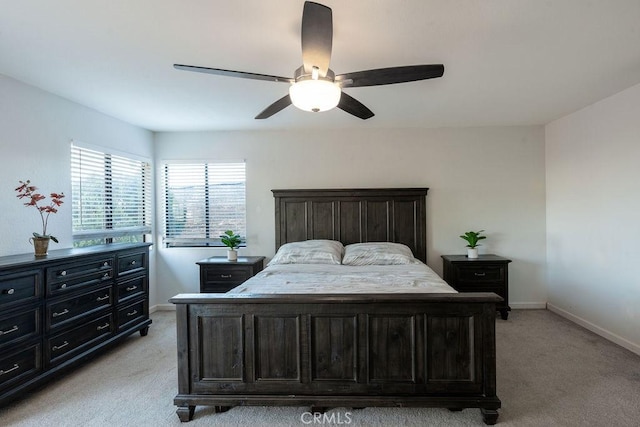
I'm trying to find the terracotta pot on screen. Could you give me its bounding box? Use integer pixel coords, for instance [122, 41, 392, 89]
[29, 236, 50, 257]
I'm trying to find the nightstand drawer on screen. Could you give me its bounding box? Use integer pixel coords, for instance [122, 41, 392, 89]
[457, 266, 504, 283]
[201, 282, 239, 293]
[203, 266, 250, 285]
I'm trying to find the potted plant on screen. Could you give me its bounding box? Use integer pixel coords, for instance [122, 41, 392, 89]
[460, 230, 486, 259]
[220, 230, 242, 261]
[15, 180, 65, 257]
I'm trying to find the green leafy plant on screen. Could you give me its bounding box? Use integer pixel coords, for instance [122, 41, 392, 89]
[220, 230, 242, 250]
[460, 230, 486, 249]
[15, 180, 65, 243]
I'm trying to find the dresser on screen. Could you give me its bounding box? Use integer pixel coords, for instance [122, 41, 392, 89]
[196, 256, 265, 293]
[441, 254, 512, 320]
[0, 243, 151, 405]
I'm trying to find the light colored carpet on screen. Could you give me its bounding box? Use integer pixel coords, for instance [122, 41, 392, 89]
[1, 310, 639, 426]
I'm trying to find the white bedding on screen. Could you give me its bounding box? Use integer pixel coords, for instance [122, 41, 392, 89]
[228, 263, 457, 294]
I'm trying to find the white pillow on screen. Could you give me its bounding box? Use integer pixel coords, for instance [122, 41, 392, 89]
[342, 242, 419, 266]
[268, 240, 344, 266]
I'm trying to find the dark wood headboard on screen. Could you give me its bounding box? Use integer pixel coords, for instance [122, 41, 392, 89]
[272, 188, 429, 263]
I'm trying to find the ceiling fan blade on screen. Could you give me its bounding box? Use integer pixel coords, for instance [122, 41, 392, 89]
[337, 92, 374, 120]
[301, 1, 332, 77]
[174, 64, 293, 83]
[336, 64, 444, 88]
[255, 94, 292, 119]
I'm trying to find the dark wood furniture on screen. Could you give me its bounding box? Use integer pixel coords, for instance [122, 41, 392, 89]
[171, 189, 502, 425]
[442, 255, 512, 320]
[197, 257, 265, 293]
[0, 243, 151, 406]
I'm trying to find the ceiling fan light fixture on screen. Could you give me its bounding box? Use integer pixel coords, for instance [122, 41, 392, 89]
[289, 79, 341, 113]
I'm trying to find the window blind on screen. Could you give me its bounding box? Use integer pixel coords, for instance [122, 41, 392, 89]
[71, 145, 152, 244]
[163, 161, 246, 247]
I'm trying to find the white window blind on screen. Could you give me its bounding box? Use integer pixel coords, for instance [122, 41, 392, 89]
[71, 144, 152, 245]
[163, 161, 246, 247]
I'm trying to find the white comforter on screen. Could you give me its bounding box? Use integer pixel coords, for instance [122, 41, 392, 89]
[228, 263, 456, 294]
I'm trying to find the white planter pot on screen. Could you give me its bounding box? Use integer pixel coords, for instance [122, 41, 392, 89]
[227, 249, 238, 261]
[467, 248, 478, 259]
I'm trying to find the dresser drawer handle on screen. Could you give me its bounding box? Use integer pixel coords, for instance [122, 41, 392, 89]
[474, 272, 486, 277]
[97, 323, 110, 331]
[126, 309, 138, 317]
[52, 309, 70, 318]
[103, 261, 110, 267]
[0, 325, 19, 336]
[126, 285, 138, 292]
[0, 364, 19, 376]
[1, 288, 15, 295]
[59, 270, 67, 277]
[60, 283, 67, 289]
[102, 273, 111, 279]
[130, 260, 137, 266]
[52, 341, 69, 351]
[96, 294, 110, 302]
[220, 274, 232, 279]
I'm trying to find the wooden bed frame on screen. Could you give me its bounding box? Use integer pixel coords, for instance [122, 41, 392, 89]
[170, 188, 502, 424]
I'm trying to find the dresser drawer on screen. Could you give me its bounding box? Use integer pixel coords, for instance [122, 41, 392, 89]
[457, 265, 505, 283]
[0, 307, 40, 349]
[47, 286, 113, 330]
[47, 257, 113, 284]
[46, 314, 113, 366]
[47, 268, 113, 296]
[117, 251, 147, 277]
[117, 275, 147, 303]
[0, 269, 41, 309]
[0, 344, 42, 390]
[117, 299, 147, 331]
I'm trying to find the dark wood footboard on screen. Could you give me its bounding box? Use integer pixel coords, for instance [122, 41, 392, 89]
[170, 292, 502, 425]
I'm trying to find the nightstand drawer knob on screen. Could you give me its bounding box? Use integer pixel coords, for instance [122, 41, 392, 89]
[220, 274, 232, 279]
[474, 272, 486, 277]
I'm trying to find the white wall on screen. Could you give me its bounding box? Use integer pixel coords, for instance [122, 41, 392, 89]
[0, 74, 156, 299]
[154, 126, 547, 308]
[546, 82, 640, 354]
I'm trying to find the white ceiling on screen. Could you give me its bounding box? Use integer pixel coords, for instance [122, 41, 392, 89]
[1, 1, 639, 132]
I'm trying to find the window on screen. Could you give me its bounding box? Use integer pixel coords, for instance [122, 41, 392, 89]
[163, 161, 246, 247]
[71, 143, 152, 247]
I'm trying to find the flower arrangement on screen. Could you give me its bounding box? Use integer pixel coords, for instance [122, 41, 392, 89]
[15, 180, 65, 243]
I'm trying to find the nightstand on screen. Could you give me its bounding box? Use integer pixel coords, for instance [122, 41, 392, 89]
[196, 256, 265, 293]
[441, 254, 512, 320]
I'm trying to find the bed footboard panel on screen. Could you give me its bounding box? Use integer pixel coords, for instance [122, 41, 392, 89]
[171, 293, 500, 413]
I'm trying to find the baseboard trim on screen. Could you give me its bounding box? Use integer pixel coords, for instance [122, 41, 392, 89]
[150, 304, 176, 313]
[510, 302, 547, 309]
[547, 303, 640, 356]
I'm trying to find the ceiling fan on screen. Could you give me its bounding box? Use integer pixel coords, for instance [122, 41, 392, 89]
[174, 1, 444, 120]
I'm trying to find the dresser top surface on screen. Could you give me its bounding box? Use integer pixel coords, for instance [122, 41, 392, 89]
[0, 243, 151, 270]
